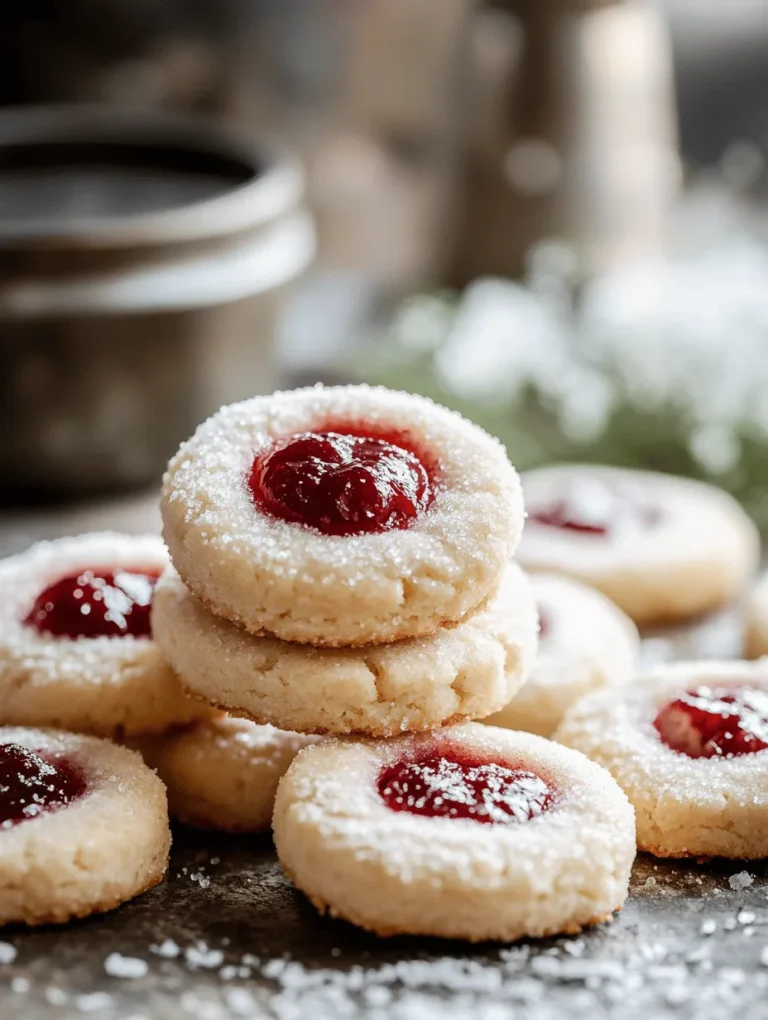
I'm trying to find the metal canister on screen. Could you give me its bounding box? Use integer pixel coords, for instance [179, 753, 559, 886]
[0, 106, 315, 501]
[450, 0, 681, 282]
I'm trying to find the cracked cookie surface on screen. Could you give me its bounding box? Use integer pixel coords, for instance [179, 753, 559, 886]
[135, 717, 320, 832]
[151, 563, 538, 736]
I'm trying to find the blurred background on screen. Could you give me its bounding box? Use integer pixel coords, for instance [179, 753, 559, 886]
[2, 0, 768, 545]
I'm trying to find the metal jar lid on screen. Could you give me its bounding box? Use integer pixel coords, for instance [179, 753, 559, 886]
[0, 105, 316, 318]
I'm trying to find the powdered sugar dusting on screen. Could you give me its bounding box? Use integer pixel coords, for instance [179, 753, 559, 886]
[104, 953, 148, 979]
[0, 942, 17, 964]
[729, 872, 755, 892]
[152, 562, 538, 737]
[161, 384, 524, 647]
[556, 661, 768, 859]
[0, 532, 206, 737]
[118, 920, 768, 1020]
[273, 722, 635, 943]
[5, 852, 767, 1019]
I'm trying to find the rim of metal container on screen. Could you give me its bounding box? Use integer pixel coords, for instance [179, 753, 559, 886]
[0, 105, 303, 250]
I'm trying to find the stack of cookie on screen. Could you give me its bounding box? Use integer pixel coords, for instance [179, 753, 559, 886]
[153, 385, 539, 740]
[152, 385, 637, 942]
[0, 384, 639, 939]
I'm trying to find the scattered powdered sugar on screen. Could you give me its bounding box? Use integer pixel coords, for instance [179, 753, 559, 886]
[729, 872, 755, 891]
[151, 938, 181, 959]
[206, 938, 768, 1019]
[75, 992, 115, 1013]
[0, 942, 17, 964]
[184, 943, 225, 970]
[104, 953, 149, 979]
[224, 988, 258, 1016]
[219, 965, 253, 981]
[22, 902, 768, 1020]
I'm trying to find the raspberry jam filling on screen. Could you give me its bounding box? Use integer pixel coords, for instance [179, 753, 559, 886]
[378, 748, 554, 825]
[529, 478, 658, 537]
[0, 743, 87, 830]
[25, 569, 160, 639]
[249, 428, 434, 537]
[654, 686, 768, 758]
[530, 500, 609, 535]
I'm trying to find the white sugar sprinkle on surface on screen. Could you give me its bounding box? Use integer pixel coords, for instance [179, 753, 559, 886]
[104, 953, 149, 979]
[151, 938, 181, 959]
[729, 872, 754, 891]
[0, 942, 17, 964]
[185, 944, 225, 970]
[75, 992, 115, 1013]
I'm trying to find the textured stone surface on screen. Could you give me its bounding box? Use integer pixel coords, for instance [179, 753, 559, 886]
[0, 830, 767, 1019]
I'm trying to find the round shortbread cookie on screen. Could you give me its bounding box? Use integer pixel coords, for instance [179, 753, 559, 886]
[0, 727, 169, 926]
[136, 717, 320, 832]
[0, 533, 211, 737]
[555, 660, 768, 859]
[745, 572, 768, 659]
[152, 562, 538, 737]
[161, 385, 524, 647]
[485, 574, 639, 737]
[516, 464, 759, 626]
[273, 723, 635, 942]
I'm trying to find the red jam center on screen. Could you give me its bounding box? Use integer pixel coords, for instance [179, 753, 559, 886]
[25, 569, 160, 639]
[654, 686, 768, 758]
[530, 499, 610, 536]
[529, 479, 659, 538]
[378, 749, 554, 825]
[0, 743, 87, 830]
[249, 429, 434, 537]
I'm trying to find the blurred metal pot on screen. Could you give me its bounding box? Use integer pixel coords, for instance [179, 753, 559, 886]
[0, 106, 315, 502]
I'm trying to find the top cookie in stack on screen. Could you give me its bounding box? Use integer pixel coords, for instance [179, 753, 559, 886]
[154, 385, 538, 736]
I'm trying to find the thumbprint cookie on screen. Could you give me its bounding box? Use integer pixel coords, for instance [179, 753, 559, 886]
[0, 534, 209, 737]
[137, 717, 320, 832]
[152, 563, 538, 737]
[556, 660, 768, 858]
[161, 385, 523, 647]
[0, 727, 169, 925]
[517, 465, 759, 626]
[273, 723, 635, 942]
[485, 574, 639, 737]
